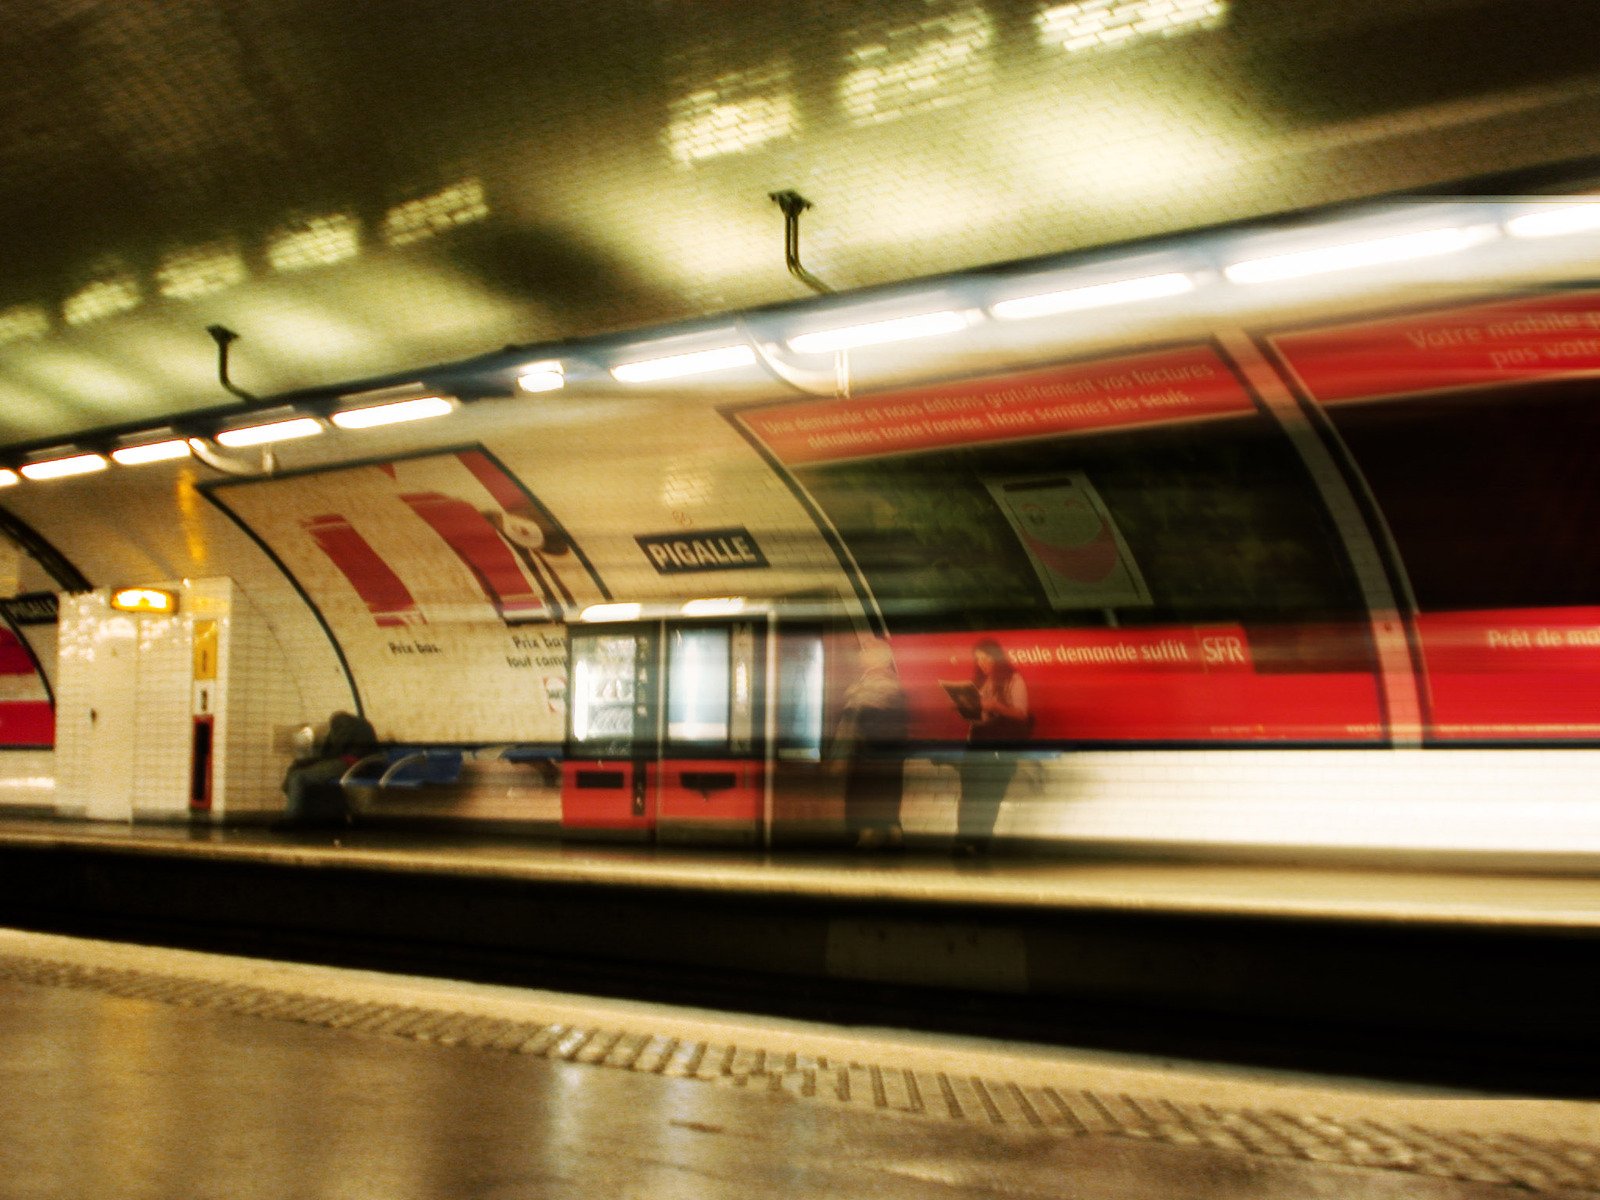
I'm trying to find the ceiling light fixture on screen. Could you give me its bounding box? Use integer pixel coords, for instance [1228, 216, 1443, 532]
[214, 416, 323, 448]
[991, 272, 1195, 321]
[20, 453, 109, 481]
[516, 361, 566, 393]
[1223, 225, 1496, 285]
[0, 470, 20, 488]
[330, 395, 454, 430]
[1504, 203, 1600, 239]
[681, 597, 748, 617]
[111, 438, 193, 466]
[611, 345, 756, 383]
[786, 310, 969, 354]
[579, 602, 644, 622]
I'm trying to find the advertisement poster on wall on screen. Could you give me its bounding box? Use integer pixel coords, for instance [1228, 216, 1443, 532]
[730, 344, 1386, 744]
[209, 446, 608, 743]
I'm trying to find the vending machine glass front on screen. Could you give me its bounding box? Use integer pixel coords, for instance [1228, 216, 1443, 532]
[569, 631, 648, 758]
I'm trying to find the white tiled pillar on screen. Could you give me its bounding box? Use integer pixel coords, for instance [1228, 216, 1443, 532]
[55, 579, 313, 825]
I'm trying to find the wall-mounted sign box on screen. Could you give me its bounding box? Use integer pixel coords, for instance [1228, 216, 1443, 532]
[0, 591, 58, 626]
[636, 527, 769, 575]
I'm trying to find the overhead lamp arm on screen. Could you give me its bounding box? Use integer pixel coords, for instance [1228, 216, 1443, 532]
[769, 191, 834, 296]
[185, 436, 275, 477]
[206, 324, 260, 404]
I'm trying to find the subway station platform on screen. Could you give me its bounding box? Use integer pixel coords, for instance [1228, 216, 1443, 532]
[3, 928, 1599, 1200]
[0, 817, 1596, 1096]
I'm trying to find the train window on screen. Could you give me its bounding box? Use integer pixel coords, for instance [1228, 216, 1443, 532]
[792, 415, 1367, 635]
[775, 632, 825, 760]
[667, 627, 731, 746]
[1326, 380, 1600, 611]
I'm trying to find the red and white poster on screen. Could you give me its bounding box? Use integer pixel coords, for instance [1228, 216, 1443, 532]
[0, 628, 50, 746]
[1269, 290, 1600, 406]
[211, 447, 608, 743]
[739, 344, 1257, 465]
[984, 473, 1150, 611]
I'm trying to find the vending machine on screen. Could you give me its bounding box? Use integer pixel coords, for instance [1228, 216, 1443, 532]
[562, 616, 768, 842]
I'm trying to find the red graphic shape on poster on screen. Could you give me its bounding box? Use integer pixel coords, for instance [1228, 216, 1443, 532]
[1416, 607, 1600, 739]
[1022, 521, 1117, 582]
[456, 449, 527, 512]
[1270, 291, 1600, 404]
[742, 345, 1255, 465]
[400, 492, 545, 621]
[453, 449, 578, 609]
[0, 701, 53, 745]
[0, 630, 35, 675]
[889, 626, 1383, 744]
[303, 514, 424, 628]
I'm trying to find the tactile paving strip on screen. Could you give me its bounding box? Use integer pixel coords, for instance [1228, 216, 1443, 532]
[2, 952, 1596, 1193]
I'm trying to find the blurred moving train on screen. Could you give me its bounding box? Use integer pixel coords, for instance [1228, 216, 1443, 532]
[1, 198, 1598, 855]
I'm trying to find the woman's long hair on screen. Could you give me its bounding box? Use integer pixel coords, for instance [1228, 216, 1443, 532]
[971, 638, 1015, 690]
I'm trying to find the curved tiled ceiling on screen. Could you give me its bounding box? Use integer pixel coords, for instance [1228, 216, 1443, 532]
[2, 0, 1600, 442]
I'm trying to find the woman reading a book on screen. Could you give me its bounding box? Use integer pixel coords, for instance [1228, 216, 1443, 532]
[956, 638, 1031, 853]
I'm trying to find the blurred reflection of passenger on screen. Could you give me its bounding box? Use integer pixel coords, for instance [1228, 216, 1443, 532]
[956, 638, 1031, 854]
[833, 639, 909, 850]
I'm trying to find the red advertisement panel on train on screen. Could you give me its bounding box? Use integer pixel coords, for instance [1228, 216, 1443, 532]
[1269, 290, 1600, 742]
[889, 627, 1382, 744]
[741, 345, 1257, 465]
[1270, 290, 1600, 405]
[735, 344, 1385, 744]
[1414, 608, 1600, 740]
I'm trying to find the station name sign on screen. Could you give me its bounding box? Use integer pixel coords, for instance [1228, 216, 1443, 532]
[636, 526, 769, 574]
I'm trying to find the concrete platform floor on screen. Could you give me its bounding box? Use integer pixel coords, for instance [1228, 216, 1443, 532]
[2, 930, 1598, 1199]
[1, 817, 1599, 929]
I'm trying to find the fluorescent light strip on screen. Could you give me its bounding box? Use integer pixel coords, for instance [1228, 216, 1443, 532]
[0, 470, 19, 488]
[786, 310, 969, 354]
[580, 602, 643, 623]
[517, 361, 566, 393]
[681, 596, 747, 617]
[611, 344, 755, 383]
[991, 272, 1195, 320]
[214, 417, 323, 448]
[111, 439, 192, 466]
[20, 453, 109, 481]
[1505, 203, 1600, 239]
[330, 395, 454, 430]
[1223, 226, 1495, 285]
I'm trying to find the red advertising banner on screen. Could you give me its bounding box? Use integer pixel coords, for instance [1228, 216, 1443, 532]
[1270, 291, 1600, 405]
[740, 346, 1256, 465]
[1416, 607, 1600, 740]
[890, 626, 1382, 743]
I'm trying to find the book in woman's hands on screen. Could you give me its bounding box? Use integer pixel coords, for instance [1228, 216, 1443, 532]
[940, 680, 983, 721]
